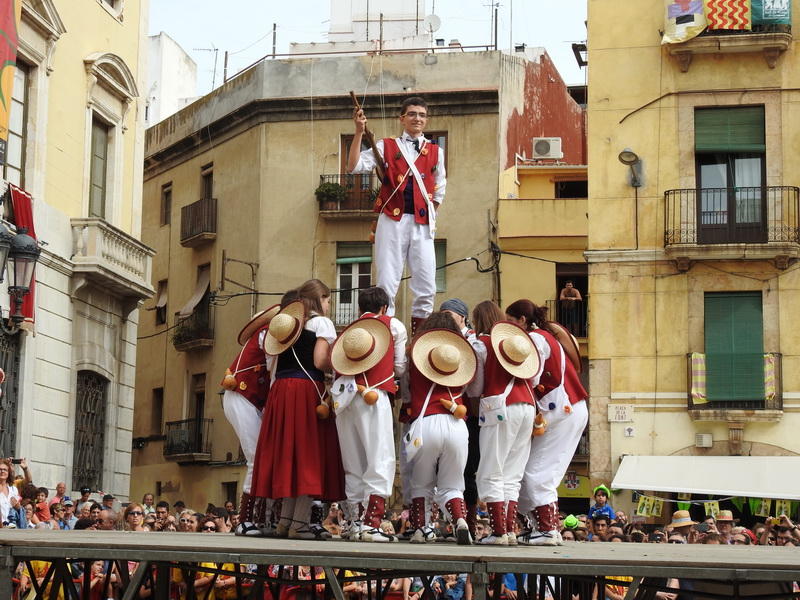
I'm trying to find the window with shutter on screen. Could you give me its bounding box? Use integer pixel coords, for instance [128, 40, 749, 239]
[704, 292, 764, 407]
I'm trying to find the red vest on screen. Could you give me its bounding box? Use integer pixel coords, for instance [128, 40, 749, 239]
[375, 138, 439, 225]
[352, 313, 398, 394]
[228, 325, 270, 410]
[479, 335, 536, 406]
[535, 329, 588, 405]
[408, 362, 465, 420]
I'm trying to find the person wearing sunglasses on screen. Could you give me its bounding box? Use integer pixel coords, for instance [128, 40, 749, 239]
[124, 503, 146, 532]
[667, 534, 686, 544]
[199, 518, 218, 533]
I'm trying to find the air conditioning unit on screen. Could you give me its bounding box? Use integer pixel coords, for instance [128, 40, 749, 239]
[532, 137, 563, 160]
[695, 433, 713, 448]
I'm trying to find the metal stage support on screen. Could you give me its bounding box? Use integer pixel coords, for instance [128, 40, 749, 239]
[1, 531, 799, 600]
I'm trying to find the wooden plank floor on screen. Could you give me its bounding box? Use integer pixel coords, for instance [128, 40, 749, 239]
[0, 531, 798, 581]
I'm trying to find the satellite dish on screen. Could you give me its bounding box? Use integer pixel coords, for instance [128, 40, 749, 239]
[423, 14, 441, 33]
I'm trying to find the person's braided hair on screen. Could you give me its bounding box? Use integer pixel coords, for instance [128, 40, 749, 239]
[504, 299, 558, 336]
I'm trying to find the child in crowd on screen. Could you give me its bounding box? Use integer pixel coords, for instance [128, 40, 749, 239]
[588, 484, 616, 521]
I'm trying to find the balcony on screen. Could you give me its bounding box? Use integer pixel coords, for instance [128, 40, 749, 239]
[667, 24, 792, 72]
[317, 174, 379, 220]
[163, 418, 212, 464]
[172, 302, 214, 352]
[71, 218, 156, 314]
[180, 197, 217, 247]
[546, 296, 588, 338]
[664, 186, 800, 269]
[687, 352, 782, 422]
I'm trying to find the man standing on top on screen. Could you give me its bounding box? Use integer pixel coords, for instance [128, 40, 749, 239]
[348, 97, 446, 333]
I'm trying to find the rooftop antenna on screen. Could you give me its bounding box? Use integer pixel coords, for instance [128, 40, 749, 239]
[193, 44, 219, 91]
[422, 13, 441, 45]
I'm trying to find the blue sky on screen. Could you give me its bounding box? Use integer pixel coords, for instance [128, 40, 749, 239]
[148, 1, 587, 94]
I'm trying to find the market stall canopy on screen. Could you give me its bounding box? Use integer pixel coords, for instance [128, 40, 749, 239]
[612, 455, 800, 500]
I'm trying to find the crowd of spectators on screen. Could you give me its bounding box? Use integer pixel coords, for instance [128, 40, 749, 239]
[3, 462, 799, 600]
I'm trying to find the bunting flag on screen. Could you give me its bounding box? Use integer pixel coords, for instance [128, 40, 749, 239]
[748, 497, 761, 515]
[731, 497, 744, 512]
[636, 495, 653, 517]
[753, 498, 772, 517]
[703, 501, 720, 517]
[663, 0, 708, 44]
[752, 0, 791, 24]
[775, 499, 791, 517]
[704, 0, 753, 30]
[690, 353, 707, 404]
[0, 0, 22, 166]
[651, 498, 664, 518]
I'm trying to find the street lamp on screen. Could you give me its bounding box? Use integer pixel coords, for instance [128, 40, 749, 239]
[0, 227, 14, 284]
[618, 149, 643, 188]
[7, 227, 40, 325]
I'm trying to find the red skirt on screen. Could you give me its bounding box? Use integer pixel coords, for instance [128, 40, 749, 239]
[250, 378, 344, 500]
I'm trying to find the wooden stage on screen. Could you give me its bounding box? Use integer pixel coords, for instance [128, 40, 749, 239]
[0, 530, 798, 599]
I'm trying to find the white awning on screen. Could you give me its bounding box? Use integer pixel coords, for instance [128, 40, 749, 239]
[612, 455, 800, 500]
[178, 269, 210, 318]
[155, 282, 168, 309]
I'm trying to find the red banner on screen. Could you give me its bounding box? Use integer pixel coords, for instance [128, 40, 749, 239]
[0, 0, 22, 166]
[705, 0, 753, 30]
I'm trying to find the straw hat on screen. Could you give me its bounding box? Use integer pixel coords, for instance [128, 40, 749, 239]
[263, 300, 306, 356]
[715, 510, 735, 522]
[411, 328, 476, 388]
[547, 321, 582, 373]
[331, 317, 391, 376]
[669, 510, 697, 528]
[490, 321, 541, 379]
[237, 304, 281, 346]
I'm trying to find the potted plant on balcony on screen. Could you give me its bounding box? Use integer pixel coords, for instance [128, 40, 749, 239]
[315, 181, 348, 211]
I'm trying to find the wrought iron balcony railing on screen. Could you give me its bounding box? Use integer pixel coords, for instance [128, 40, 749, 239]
[664, 186, 800, 247]
[546, 296, 588, 338]
[317, 174, 379, 217]
[172, 302, 214, 352]
[164, 418, 212, 461]
[687, 352, 782, 411]
[180, 197, 217, 247]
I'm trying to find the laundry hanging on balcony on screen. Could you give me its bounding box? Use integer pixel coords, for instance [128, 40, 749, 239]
[752, 0, 791, 24]
[178, 269, 210, 318]
[663, 0, 708, 44]
[704, 0, 753, 30]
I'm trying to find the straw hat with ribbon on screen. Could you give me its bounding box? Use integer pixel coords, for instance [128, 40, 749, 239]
[715, 510, 735, 523]
[490, 321, 541, 379]
[263, 300, 306, 356]
[331, 317, 392, 376]
[547, 321, 582, 373]
[411, 328, 476, 388]
[669, 510, 697, 528]
[237, 304, 281, 346]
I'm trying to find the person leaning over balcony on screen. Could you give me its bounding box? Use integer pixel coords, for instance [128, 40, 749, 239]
[250, 279, 344, 541]
[505, 300, 589, 546]
[220, 301, 282, 537]
[348, 97, 446, 333]
[330, 286, 407, 543]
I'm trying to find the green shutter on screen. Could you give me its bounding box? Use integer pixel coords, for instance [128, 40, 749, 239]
[435, 240, 446, 293]
[695, 107, 765, 153]
[704, 292, 764, 402]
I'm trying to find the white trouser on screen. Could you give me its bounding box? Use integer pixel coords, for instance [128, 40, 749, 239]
[476, 403, 535, 503]
[519, 398, 588, 511]
[398, 421, 412, 504]
[375, 212, 436, 318]
[222, 390, 262, 494]
[408, 414, 468, 506]
[335, 389, 396, 503]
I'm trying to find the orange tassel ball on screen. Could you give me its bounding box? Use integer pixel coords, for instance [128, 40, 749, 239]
[221, 369, 238, 391]
[357, 384, 379, 405]
[316, 402, 331, 419]
[439, 398, 467, 419]
[532, 412, 547, 437]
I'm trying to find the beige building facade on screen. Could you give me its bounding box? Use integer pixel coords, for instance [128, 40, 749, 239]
[587, 0, 800, 518]
[0, 0, 152, 498]
[133, 48, 583, 509]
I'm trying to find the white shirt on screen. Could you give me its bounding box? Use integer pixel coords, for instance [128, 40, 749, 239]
[306, 315, 337, 345]
[351, 134, 447, 206]
[0, 484, 18, 524]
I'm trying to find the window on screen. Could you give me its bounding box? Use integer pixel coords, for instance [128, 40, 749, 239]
[73, 370, 108, 491]
[222, 481, 238, 507]
[155, 279, 168, 325]
[0, 331, 20, 460]
[201, 163, 213, 199]
[160, 183, 172, 226]
[335, 243, 372, 326]
[151, 388, 164, 435]
[2, 62, 29, 187]
[435, 239, 447, 293]
[695, 106, 766, 244]
[555, 180, 588, 199]
[89, 118, 110, 218]
[426, 131, 448, 171]
[704, 292, 764, 406]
